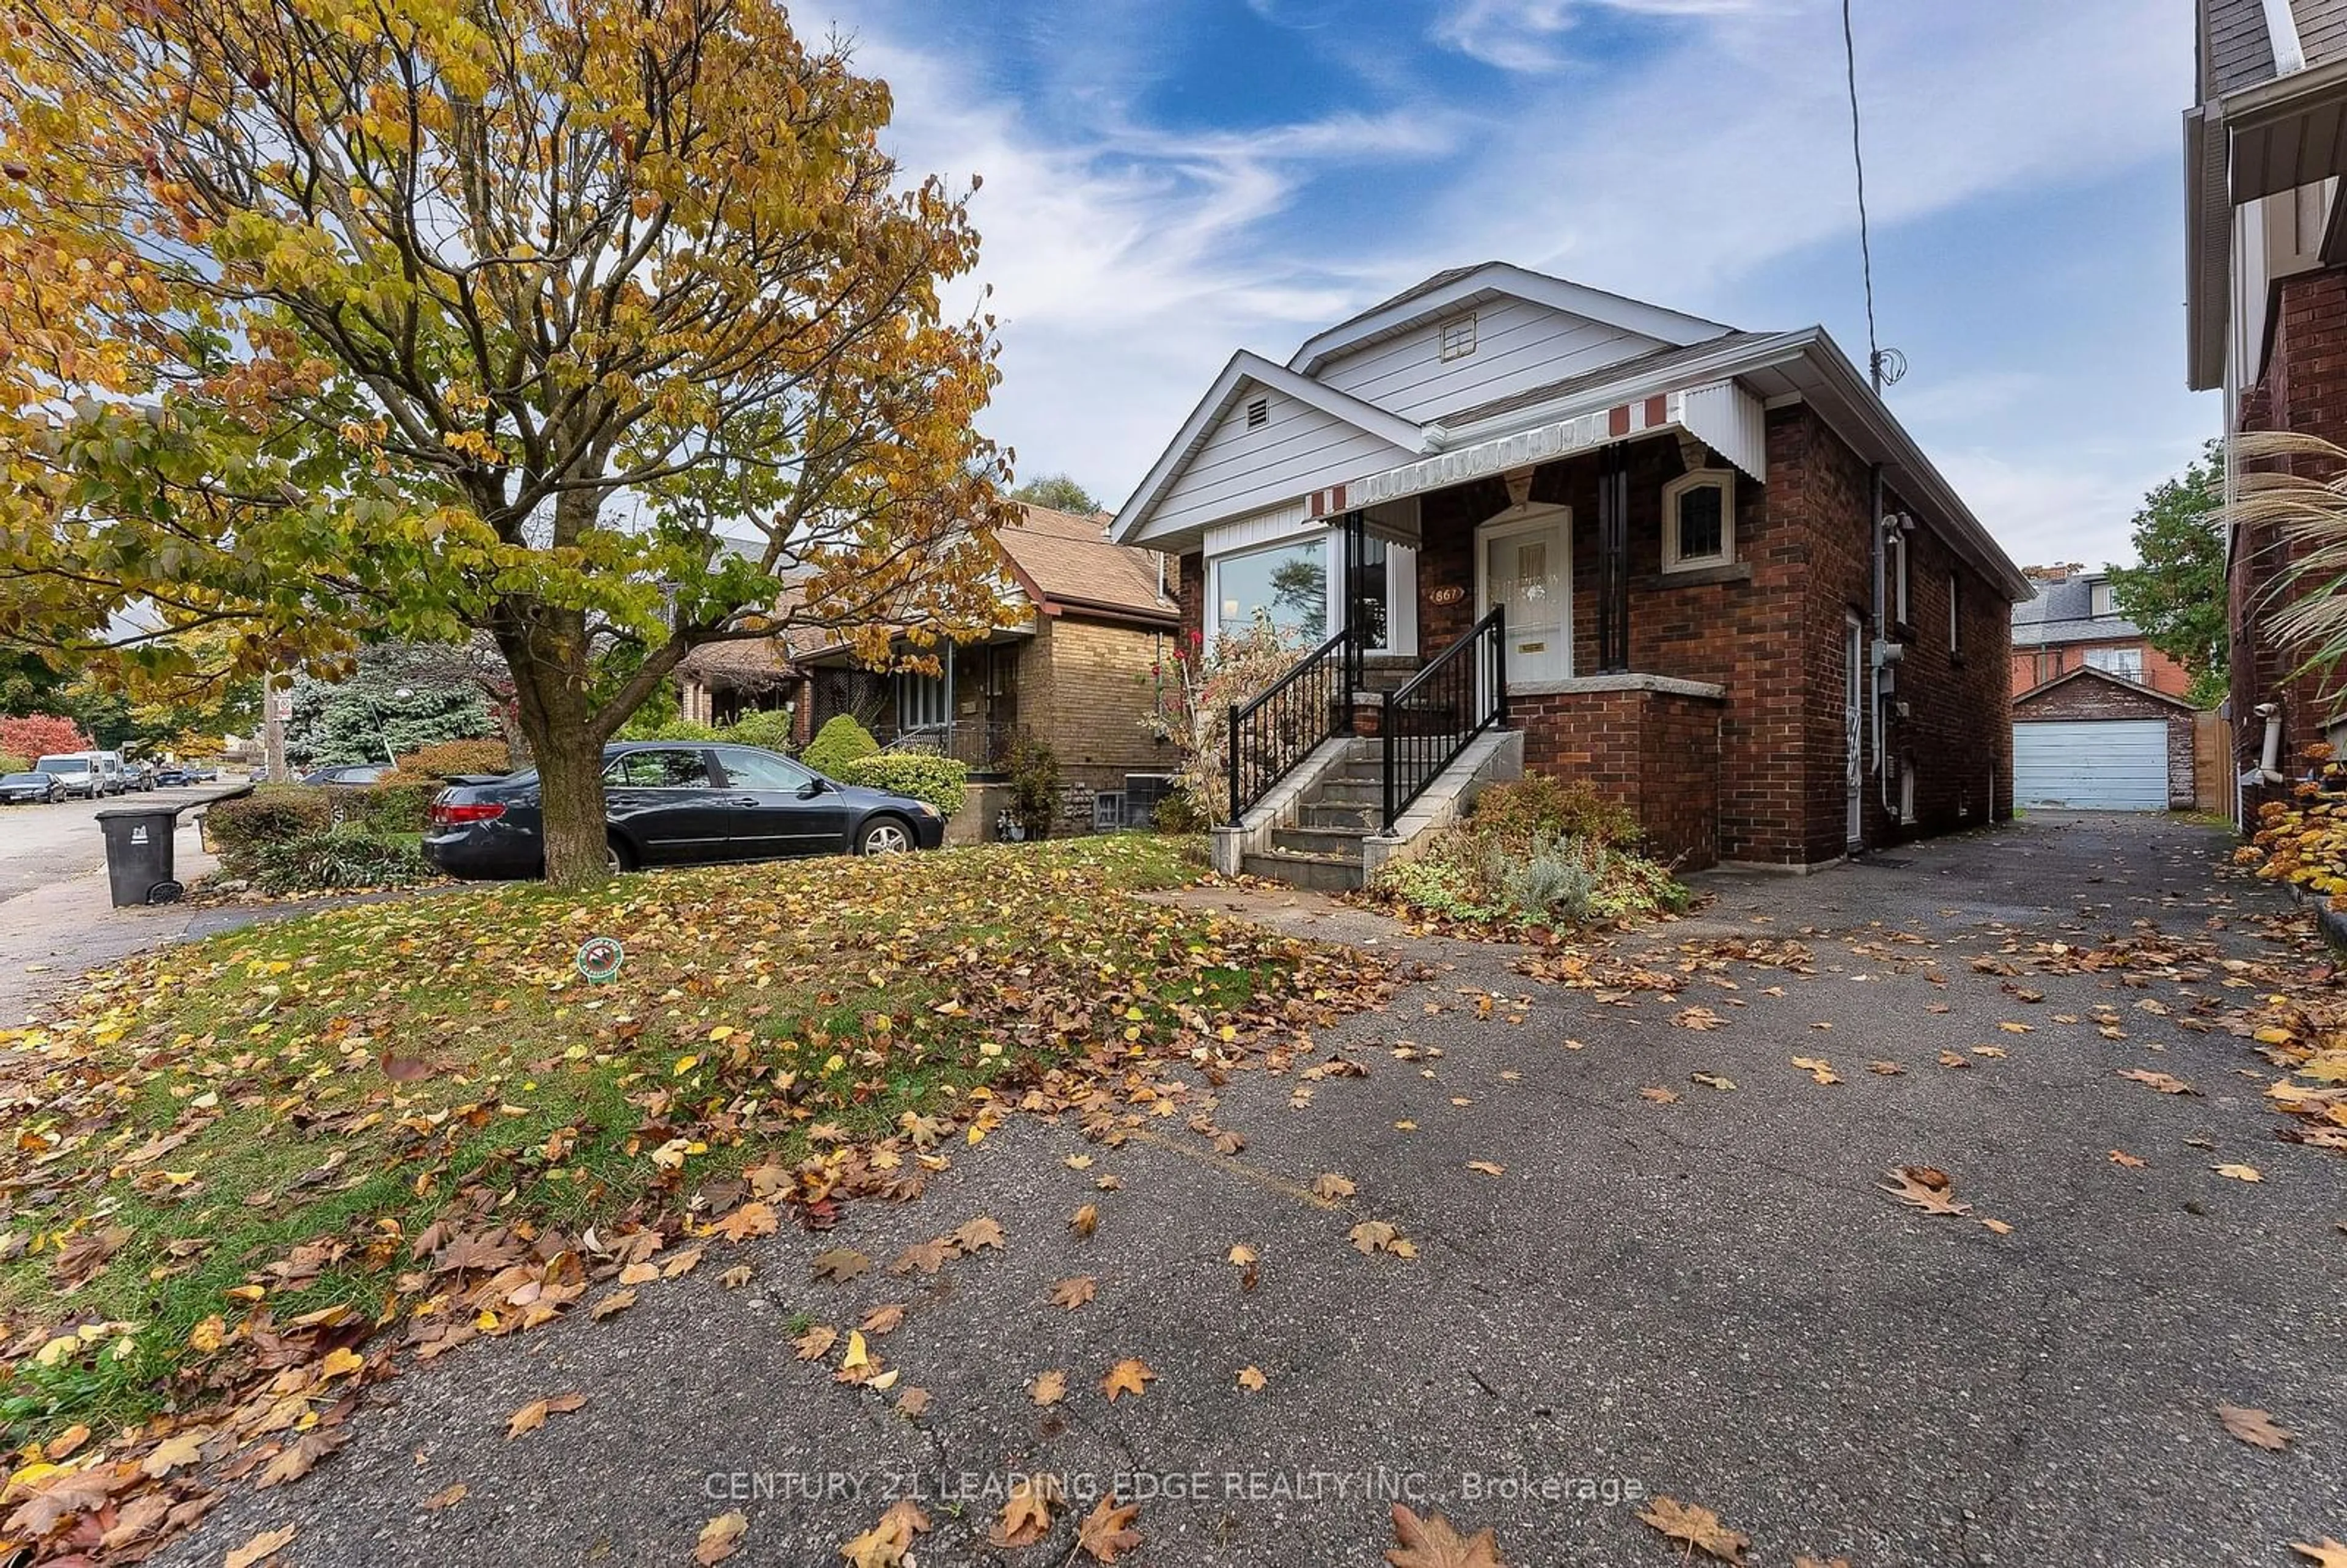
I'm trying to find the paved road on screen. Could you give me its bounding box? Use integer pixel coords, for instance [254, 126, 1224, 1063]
[0, 785, 241, 1025]
[153, 815, 2347, 1567]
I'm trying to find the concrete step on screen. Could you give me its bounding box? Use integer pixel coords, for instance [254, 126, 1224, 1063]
[1242, 849, 1364, 892]
[1271, 824, 1371, 857]
[1300, 800, 1378, 830]
[1311, 779, 1385, 806]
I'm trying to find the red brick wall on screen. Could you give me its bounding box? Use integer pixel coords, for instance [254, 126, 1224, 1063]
[1512, 685, 1723, 869]
[2010, 640, 2192, 699]
[2012, 675, 2195, 810]
[2233, 265, 2347, 802]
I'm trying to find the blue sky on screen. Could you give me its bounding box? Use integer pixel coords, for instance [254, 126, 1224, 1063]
[810, 0, 2208, 570]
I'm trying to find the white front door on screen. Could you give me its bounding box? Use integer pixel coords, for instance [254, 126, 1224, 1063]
[1845, 612, 1864, 848]
[1477, 508, 1571, 684]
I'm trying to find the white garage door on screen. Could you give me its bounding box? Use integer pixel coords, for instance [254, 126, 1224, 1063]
[2013, 720, 2169, 811]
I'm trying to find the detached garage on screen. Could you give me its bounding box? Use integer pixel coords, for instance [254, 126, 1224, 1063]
[2011, 665, 2196, 812]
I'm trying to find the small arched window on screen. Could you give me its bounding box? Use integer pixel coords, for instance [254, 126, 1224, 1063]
[1662, 471, 1735, 573]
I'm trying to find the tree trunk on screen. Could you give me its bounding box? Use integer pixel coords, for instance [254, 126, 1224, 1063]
[495, 606, 609, 890]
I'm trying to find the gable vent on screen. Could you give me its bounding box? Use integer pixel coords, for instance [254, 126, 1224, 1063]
[1246, 397, 1269, 429]
[1439, 312, 1477, 361]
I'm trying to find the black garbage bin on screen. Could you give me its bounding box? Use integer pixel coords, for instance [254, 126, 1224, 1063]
[97, 805, 184, 907]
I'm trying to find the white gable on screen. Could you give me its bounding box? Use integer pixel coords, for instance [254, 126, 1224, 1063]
[1314, 295, 1672, 423]
[1145, 383, 1418, 542]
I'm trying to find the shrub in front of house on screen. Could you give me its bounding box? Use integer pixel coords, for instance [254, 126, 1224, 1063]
[837, 752, 968, 816]
[249, 827, 432, 895]
[720, 709, 798, 752]
[1364, 778, 1686, 934]
[348, 780, 440, 835]
[393, 738, 514, 779]
[803, 714, 880, 777]
[207, 787, 337, 877]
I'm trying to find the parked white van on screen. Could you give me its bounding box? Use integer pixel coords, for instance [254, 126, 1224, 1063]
[32, 753, 103, 799]
[90, 752, 125, 794]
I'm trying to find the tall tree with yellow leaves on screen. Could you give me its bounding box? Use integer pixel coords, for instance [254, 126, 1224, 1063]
[0, 0, 1013, 883]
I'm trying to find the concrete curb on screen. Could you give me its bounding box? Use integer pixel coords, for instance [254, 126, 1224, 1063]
[2285, 879, 2347, 952]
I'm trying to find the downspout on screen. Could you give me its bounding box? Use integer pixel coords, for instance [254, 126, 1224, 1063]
[1868, 466, 1887, 831]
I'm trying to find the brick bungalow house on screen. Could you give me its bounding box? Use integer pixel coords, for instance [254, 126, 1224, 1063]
[1111, 262, 2026, 882]
[2186, 0, 2347, 803]
[681, 504, 1180, 793]
[2008, 564, 2194, 698]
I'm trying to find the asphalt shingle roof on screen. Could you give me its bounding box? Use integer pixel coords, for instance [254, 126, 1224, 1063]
[2010, 576, 2143, 646]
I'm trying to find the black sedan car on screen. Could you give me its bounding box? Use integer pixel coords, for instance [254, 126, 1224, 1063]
[422, 741, 946, 879]
[0, 771, 61, 804]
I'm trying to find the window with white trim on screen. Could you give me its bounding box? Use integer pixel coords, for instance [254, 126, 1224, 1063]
[897, 666, 949, 729]
[2088, 581, 2115, 617]
[2085, 645, 2146, 683]
[1661, 471, 1734, 573]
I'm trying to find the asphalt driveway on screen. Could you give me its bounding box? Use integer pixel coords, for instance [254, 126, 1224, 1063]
[152, 813, 2346, 1567]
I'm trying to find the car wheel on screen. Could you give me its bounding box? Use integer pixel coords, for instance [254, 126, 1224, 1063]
[858, 817, 914, 855]
[606, 836, 637, 874]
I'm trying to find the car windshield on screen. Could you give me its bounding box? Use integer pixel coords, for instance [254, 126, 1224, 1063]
[2, 773, 40, 785]
[33, 758, 85, 774]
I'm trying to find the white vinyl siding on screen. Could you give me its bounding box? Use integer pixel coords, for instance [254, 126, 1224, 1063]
[2014, 720, 2169, 811]
[1314, 297, 1667, 423]
[1150, 388, 1413, 540]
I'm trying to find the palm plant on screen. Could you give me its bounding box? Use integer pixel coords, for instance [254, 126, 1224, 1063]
[2236, 430, 2347, 687]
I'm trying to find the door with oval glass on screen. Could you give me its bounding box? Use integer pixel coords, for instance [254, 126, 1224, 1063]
[1477, 508, 1571, 684]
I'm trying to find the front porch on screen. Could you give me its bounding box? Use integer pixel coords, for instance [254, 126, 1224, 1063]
[1202, 423, 1758, 874]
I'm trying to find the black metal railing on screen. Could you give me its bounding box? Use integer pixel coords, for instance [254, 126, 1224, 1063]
[1226, 629, 1357, 826]
[884, 719, 1018, 772]
[1381, 607, 1507, 832]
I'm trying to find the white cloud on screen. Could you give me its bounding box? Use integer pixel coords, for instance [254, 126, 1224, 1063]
[1432, 0, 1772, 72]
[1933, 447, 2169, 573]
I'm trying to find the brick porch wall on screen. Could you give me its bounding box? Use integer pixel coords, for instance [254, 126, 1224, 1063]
[2234, 265, 2347, 811]
[1512, 686, 1724, 869]
[2013, 676, 2195, 810]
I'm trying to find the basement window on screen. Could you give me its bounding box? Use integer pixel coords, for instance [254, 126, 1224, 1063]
[1246, 397, 1269, 429]
[1439, 313, 1478, 362]
[1662, 471, 1735, 573]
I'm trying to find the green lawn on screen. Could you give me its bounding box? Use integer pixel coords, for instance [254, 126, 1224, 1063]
[0, 834, 1373, 1453]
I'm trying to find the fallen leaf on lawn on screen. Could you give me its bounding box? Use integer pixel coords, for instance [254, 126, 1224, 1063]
[1971, 1046, 2008, 1059]
[589, 1288, 637, 1320]
[1070, 1203, 1099, 1239]
[1997, 1021, 2033, 1034]
[423, 1482, 468, 1512]
[1076, 1497, 1145, 1563]
[1636, 1496, 1750, 1564]
[711, 1202, 779, 1242]
[618, 1261, 659, 1286]
[505, 1392, 587, 1438]
[1791, 1056, 1841, 1085]
[841, 1497, 931, 1567]
[662, 1245, 706, 1278]
[794, 1325, 838, 1361]
[1066, 1154, 1093, 1170]
[1640, 1086, 1680, 1104]
[1051, 1276, 1098, 1310]
[141, 1429, 208, 1478]
[1101, 1358, 1155, 1400]
[1793, 1557, 1853, 1568]
[224, 1525, 299, 1568]
[889, 1239, 952, 1276]
[1868, 1060, 1905, 1075]
[837, 1330, 872, 1374]
[258, 1426, 350, 1489]
[2109, 1150, 2147, 1168]
[1236, 1365, 1268, 1391]
[2213, 1163, 2263, 1182]
[1690, 1071, 1736, 1090]
[955, 1215, 1005, 1253]
[1466, 1160, 1505, 1176]
[2218, 1403, 2296, 1451]
[1384, 1503, 1506, 1567]
[2117, 1068, 2198, 1096]
[694, 1509, 749, 1564]
[1030, 1369, 1068, 1405]
[720, 1264, 755, 1288]
[1394, 1119, 1417, 1130]
[43, 1423, 90, 1461]
[812, 1247, 873, 1282]
[860, 1303, 907, 1336]
[1879, 1166, 1972, 1217]
[1312, 1172, 1356, 1201]
[1674, 1006, 1725, 1030]
[1227, 1243, 1258, 1266]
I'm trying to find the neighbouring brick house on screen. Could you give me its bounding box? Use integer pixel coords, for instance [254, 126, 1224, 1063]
[2008, 564, 2194, 698]
[684, 504, 1180, 793]
[2013, 666, 2199, 812]
[2187, 0, 2347, 810]
[1118, 262, 2026, 879]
